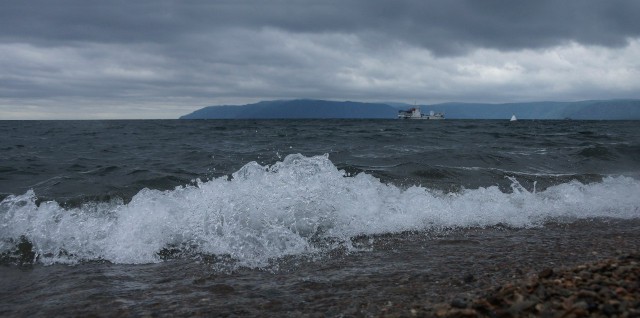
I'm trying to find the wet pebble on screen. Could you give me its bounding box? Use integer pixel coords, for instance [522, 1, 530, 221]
[411, 254, 640, 317]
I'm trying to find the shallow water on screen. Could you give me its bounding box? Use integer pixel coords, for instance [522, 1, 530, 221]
[1, 119, 639, 315]
[2, 219, 639, 316]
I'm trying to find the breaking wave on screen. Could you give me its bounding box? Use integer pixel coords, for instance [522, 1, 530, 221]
[1, 154, 639, 267]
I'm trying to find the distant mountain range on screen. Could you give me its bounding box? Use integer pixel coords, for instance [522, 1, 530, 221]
[180, 99, 640, 120]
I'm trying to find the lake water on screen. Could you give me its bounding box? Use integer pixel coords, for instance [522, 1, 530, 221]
[1, 119, 639, 316]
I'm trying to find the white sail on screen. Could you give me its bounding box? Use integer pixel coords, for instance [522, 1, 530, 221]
[510, 114, 517, 121]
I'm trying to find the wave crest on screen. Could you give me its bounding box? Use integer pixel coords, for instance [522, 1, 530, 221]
[1, 154, 639, 266]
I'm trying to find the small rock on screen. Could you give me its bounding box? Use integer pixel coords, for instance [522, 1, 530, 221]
[601, 303, 618, 316]
[463, 274, 476, 283]
[615, 287, 627, 295]
[509, 300, 536, 313]
[538, 268, 554, 279]
[573, 300, 589, 310]
[435, 307, 450, 317]
[451, 297, 469, 309]
[457, 308, 478, 317]
[577, 289, 599, 300]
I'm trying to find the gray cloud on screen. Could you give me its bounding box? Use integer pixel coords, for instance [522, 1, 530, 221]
[3, 1, 640, 53]
[1, 1, 640, 119]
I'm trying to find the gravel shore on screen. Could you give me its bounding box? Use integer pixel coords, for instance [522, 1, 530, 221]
[404, 254, 640, 317]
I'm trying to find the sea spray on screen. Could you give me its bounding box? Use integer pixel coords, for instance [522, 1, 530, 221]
[1, 154, 639, 266]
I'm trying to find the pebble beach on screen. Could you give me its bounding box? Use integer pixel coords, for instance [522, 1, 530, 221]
[397, 254, 640, 317]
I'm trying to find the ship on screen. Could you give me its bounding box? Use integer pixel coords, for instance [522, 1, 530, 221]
[397, 107, 444, 120]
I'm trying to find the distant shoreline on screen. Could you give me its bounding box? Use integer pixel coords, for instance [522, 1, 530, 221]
[180, 99, 640, 120]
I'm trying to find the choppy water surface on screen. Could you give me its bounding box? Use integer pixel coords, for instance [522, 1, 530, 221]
[1, 119, 640, 316]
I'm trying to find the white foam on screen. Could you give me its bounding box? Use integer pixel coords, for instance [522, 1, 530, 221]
[1, 154, 639, 266]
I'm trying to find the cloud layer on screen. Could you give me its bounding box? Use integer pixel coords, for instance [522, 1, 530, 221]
[1, 1, 640, 119]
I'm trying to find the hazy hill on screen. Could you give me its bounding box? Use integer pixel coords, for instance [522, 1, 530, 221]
[180, 100, 396, 119]
[180, 99, 640, 120]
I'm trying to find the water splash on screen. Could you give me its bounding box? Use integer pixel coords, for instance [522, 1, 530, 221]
[1, 154, 639, 266]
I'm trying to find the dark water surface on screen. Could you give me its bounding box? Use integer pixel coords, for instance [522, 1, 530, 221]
[1, 119, 640, 316]
[2, 120, 639, 204]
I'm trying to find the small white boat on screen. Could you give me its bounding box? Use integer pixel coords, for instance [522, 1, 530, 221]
[510, 114, 517, 122]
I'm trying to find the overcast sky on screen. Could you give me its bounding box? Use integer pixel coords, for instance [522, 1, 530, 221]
[2, 0, 640, 119]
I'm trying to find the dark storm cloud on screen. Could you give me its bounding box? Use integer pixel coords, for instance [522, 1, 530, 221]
[2, 1, 640, 119]
[2, 0, 640, 54]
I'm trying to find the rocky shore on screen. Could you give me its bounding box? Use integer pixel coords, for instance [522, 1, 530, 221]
[406, 254, 640, 317]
